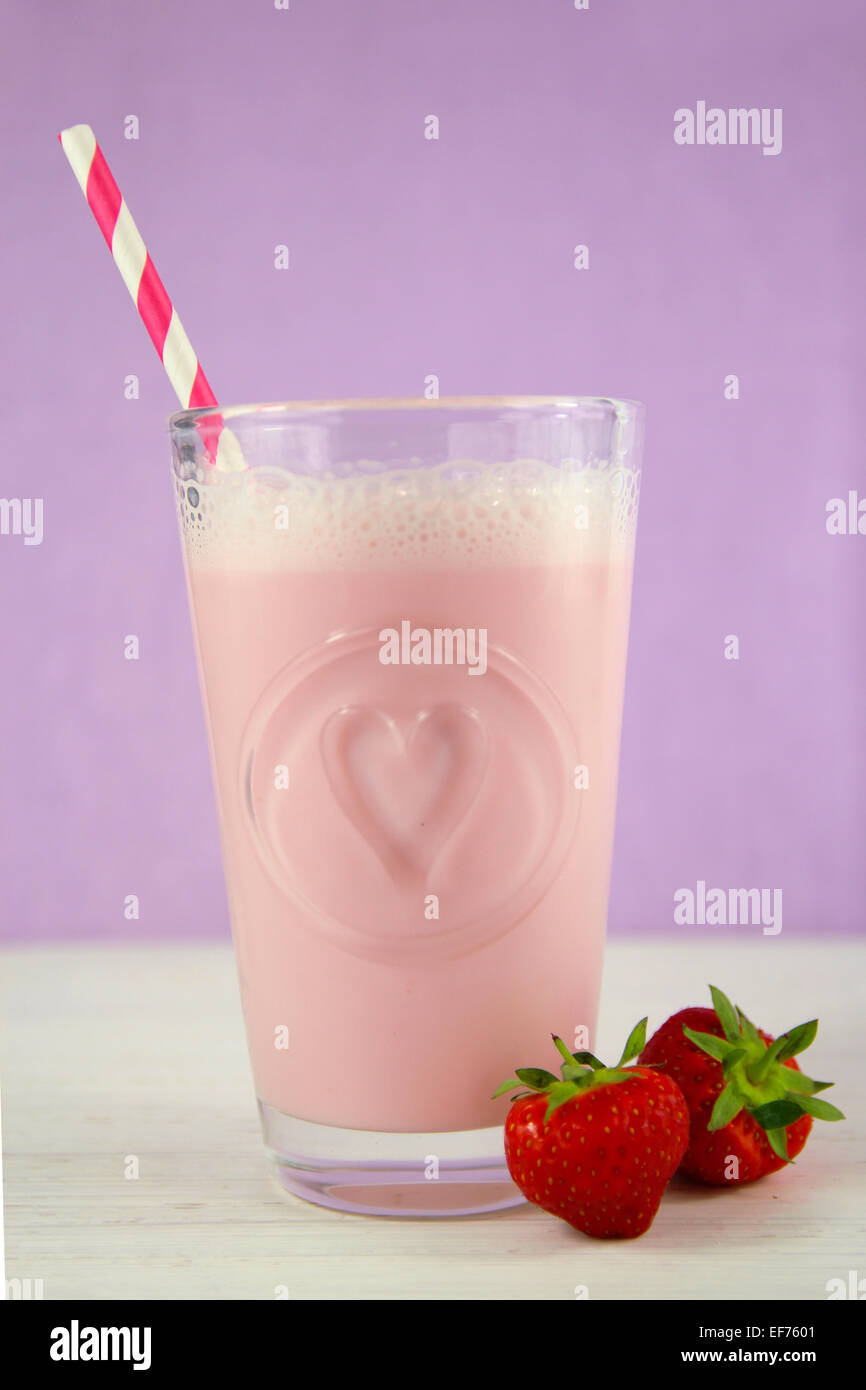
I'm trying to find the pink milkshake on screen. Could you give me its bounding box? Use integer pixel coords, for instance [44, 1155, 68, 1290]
[171, 398, 643, 1214]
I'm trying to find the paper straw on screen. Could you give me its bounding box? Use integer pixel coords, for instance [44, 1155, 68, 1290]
[59, 124, 248, 473]
[59, 124, 217, 412]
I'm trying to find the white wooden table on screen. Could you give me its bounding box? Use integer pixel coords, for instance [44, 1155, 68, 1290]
[2, 941, 863, 1301]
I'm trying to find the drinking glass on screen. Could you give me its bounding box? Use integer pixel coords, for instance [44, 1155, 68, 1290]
[169, 396, 644, 1216]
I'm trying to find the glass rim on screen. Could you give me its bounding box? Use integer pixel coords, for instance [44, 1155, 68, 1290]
[168, 394, 645, 431]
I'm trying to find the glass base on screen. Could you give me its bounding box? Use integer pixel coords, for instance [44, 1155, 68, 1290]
[259, 1100, 523, 1217]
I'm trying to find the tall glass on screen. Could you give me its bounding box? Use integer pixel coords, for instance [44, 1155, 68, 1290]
[169, 397, 644, 1216]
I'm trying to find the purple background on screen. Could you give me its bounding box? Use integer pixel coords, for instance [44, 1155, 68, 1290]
[1, 0, 863, 940]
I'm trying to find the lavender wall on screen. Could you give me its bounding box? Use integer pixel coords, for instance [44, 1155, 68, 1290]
[1, 0, 863, 940]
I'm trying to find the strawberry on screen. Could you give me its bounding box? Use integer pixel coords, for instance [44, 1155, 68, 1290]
[494, 1022, 689, 1238]
[639, 985, 845, 1186]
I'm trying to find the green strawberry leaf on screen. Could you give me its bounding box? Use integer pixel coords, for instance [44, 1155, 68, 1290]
[778, 1069, 814, 1094]
[764, 1127, 792, 1163]
[570, 1051, 605, 1070]
[736, 1007, 762, 1046]
[709, 986, 742, 1043]
[773, 1020, 818, 1062]
[515, 1068, 558, 1090]
[722, 1047, 747, 1076]
[750, 1098, 805, 1131]
[780, 1070, 832, 1096]
[707, 1081, 744, 1131]
[616, 1017, 648, 1067]
[682, 1026, 740, 1062]
[491, 1077, 521, 1099]
[791, 1094, 845, 1122]
[561, 1063, 587, 1082]
[543, 1081, 581, 1122]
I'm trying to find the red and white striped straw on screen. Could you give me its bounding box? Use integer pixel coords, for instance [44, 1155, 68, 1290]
[58, 124, 217, 413]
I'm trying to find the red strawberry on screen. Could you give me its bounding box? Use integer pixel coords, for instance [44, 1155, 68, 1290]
[494, 1022, 689, 1238]
[639, 985, 844, 1186]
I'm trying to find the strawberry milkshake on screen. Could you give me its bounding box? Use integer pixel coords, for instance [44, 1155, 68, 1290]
[171, 397, 643, 1214]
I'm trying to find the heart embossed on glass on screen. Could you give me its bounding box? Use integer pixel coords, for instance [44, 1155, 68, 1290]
[320, 705, 488, 886]
[239, 629, 579, 959]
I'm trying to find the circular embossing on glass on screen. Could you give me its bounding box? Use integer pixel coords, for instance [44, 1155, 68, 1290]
[240, 630, 579, 960]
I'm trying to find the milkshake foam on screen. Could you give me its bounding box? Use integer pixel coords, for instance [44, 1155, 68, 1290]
[175, 457, 639, 571]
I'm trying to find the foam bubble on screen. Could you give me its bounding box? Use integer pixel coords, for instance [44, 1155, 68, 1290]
[175, 457, 639, 572]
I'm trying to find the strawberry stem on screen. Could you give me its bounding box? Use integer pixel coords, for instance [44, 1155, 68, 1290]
[551, 1035, 576, 1067]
